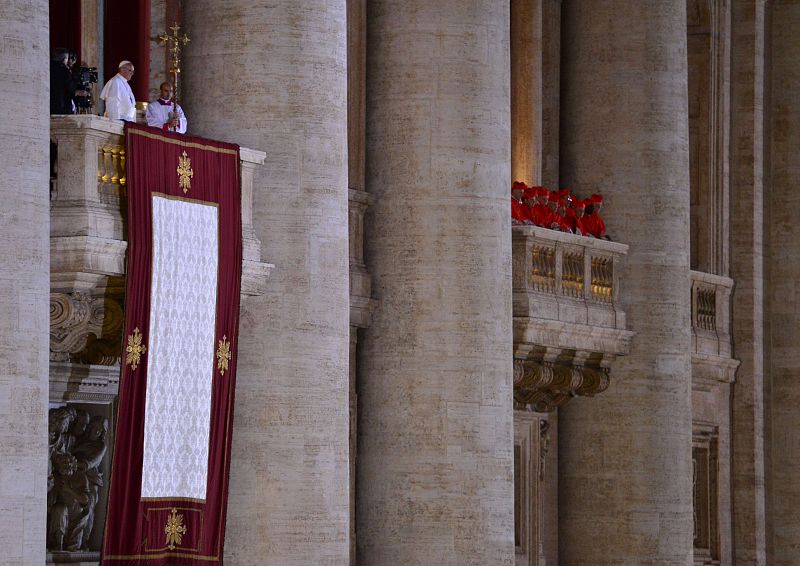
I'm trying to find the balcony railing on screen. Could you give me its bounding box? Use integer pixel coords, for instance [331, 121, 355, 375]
[690, 270, 734, 361]
[512, 226, 633, 411]
[513, 226, 629, 327]
[50, 115, 271, 296]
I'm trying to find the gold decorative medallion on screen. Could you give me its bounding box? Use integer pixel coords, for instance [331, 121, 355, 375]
[164, 507, 187, 550]
[177, 150, 193, 193]
[125, 327, 147, 371]
[217, 335, 231, 376]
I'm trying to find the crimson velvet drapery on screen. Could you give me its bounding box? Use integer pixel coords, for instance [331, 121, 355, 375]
[101, 123, 242, 565]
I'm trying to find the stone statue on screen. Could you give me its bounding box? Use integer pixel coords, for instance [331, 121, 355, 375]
[72, 415, 108, 548]
[47, 407, 108, 552]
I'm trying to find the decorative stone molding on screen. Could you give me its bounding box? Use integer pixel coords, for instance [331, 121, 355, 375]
[514, 411, 547, 566]
[240, 147, 275, 296]
[512, 226, 633, 411]
[50, 292, 124, 365]
[693, 421, 721, 565]
[49, 363, 120, 404]
[349, 188, 376, 329]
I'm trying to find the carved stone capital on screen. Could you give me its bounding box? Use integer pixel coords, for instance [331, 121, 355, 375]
[50, 292, 124, 365]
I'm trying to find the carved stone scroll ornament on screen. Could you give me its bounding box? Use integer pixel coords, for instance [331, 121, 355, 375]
[47, 407, 109, 552]
[50, 292, 124, 365]
[513, 358, 611, 413]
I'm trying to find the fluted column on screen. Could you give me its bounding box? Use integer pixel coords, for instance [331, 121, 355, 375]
[559, 2, 694, 563]
[182, 3, 351, 563]
[0, 1, 49, 563]
[768, 1, 800, 561]
[358, 3, 514, 564]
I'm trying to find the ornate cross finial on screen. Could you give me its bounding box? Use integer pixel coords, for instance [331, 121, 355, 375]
[157, 23, 190, 105]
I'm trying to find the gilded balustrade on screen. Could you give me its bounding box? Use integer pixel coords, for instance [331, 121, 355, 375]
[512, 226, 627, 309]
[98, 141, 126, 193]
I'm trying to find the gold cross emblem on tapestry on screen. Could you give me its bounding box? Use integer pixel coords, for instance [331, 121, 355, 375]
[125, 327, 146, 371]
[177, 150, 193, 193]
[164, 507, 188, 550]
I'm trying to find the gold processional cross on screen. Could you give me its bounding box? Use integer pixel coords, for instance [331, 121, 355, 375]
[157, 23, 190, 117]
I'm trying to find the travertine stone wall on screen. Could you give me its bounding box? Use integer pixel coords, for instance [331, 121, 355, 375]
[730, 1, 768, 563]
[558, 1, 694, 563]
[357, 2, 515, 564]
[147, 0, 166, 101]
[541, 0, 561, 190]
[0, 1, 49, 563]
[182, 2, 351, 563]
[768, 1, 800, 561]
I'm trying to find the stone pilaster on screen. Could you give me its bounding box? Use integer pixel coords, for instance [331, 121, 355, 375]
[182, 2, 351, 563]
[541, 0, 562, 190]
[768, 0, 800, 561]
[558, 1, 694, 563]
[511, 0, 543, 186]
[357, 2, 514, 564]
[730, 1, 768, 563]
[0, 1, 49, 563]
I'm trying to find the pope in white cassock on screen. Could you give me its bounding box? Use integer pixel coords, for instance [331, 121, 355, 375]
[146, 82, 187, 134]
[100, 60, 137, 122]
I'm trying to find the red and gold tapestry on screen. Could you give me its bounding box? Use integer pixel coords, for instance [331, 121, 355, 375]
[101, 123, 242, 565]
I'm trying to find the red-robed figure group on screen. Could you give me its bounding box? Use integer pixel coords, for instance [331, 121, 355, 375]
[511, 181, 608, 239]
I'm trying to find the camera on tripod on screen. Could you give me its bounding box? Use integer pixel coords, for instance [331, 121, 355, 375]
[73, 65, 98, 112]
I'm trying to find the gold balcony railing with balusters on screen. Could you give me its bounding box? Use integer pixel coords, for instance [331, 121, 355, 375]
[98, 140, 126, 192]
[512, 226, 628, 324]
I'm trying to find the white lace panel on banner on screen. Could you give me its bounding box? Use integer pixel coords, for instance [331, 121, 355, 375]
[141, 194, 219, 501]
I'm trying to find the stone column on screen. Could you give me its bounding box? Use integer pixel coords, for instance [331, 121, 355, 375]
[357, 3, 514, 565]
[182, 2, 351, 563]
[768, 1, 800, 561]
[730, 1, 767, 563]
[558, 1, 694, 563]
[0, 1, 49, 563]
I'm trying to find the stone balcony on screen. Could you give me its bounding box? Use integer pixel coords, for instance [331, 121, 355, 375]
[512, 226, 633, 411]
[49, 115, 274, 395]
[50, 115, 271, 297]
[47, 115, 274, 562]
[690, 270, 739, 388]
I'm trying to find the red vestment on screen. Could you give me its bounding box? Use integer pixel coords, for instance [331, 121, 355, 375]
[565, 209, 588, 236]
[583, 212, 607, 238]
[538, 207, 559, 230]
[530, 203, 548, 226]
[512, 198, 531, 224]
